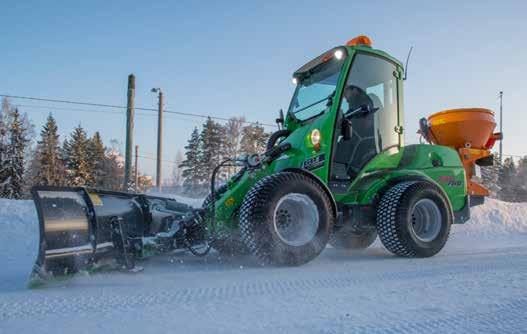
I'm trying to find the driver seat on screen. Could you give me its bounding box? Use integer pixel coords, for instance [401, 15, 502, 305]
[333, 91, 381, 180]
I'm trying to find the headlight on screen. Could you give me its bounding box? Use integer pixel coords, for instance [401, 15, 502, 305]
[334, 49, 344, 60]
[310, 129, 321, 150]
[292, 77, 298, 85]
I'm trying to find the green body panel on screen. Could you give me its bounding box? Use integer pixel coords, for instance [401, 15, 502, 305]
[341, 144, 466, 211]
[209, 44, 468, 233]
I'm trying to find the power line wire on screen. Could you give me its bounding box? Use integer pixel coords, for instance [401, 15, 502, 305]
[7, 95, 525, 157]
[1, 94, 276, 127]
[14, 104, 124, 115]
[136, 154, 180, 165]
[13, 103, 205, 123]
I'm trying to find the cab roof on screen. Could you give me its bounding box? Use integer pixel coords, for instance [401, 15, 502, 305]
[293, 36, 404, 78]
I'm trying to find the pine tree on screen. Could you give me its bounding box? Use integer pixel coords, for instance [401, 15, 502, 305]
[497, 157, 517, 202]
[1, 98, 12, 126]
[515, 156, 527, 201]
[63, 125, 93, 186]
[0, 103, 7, 189]
[180, 127, 202, 192]
[199, 117, 227, 184]
[87, 132, 106, 187]
[481, 154, 502, 198]
[240, 123, 269, 155]
[0, 109, 30, 199]
[33, 114, 65, 186]
[0, 98, 12, 191]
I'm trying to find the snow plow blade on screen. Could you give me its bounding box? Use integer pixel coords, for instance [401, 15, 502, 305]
[30, 187, 194, 284]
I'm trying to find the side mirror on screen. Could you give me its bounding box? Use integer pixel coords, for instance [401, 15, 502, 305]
[341, 118, 352, 140]
[417, 118, 431, 143]
[276, 109, 285, 129]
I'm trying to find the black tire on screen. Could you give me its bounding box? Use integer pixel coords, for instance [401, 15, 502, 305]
[329, 229, 377, 249]
[376, 181, 452, 258]
[266, 129, 291, 151]
[240, 172, 334, 266]
[202, 186, 249, 256]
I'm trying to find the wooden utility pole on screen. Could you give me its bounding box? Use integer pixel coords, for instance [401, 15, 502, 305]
[134, 145, 139, 192]
[124, 74, 135, 190]
[153, 89, 164, 191]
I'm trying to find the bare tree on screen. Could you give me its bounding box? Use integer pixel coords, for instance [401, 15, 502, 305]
[223, 117, 245, 176]
[171, 149, 184, 187]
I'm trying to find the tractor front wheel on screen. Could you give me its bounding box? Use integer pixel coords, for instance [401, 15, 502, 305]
[240, 172, 334, 266]
[376, 181, 452, 257]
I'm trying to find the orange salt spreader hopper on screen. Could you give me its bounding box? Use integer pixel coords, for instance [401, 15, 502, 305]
[421, 108, 503, 197]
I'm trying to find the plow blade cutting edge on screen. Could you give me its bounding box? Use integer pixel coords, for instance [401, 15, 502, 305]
[30, 187, 196, 285]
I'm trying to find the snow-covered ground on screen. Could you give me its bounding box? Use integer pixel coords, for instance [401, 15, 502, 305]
[0, 197, 526, 333]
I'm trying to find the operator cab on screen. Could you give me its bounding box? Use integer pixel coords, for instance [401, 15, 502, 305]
[287, 36, 402, 191]
[331, 52, 400, 184]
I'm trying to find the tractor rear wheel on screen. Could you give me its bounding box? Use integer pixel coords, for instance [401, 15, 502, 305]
[240, 172, 334, 266]
[329, 229, 377, 249]
[376, 181, 452, 257]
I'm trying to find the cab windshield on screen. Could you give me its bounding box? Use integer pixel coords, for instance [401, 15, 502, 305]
[288, 58, 343, 121]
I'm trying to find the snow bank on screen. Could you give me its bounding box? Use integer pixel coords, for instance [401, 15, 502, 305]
[466, 198, 527, 235]
[146, 191, 205, 208]
[450, 198, 527, 247]
[0, 199, 38, 290]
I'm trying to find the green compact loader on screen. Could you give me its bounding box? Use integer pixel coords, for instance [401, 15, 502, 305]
[31, 35, 498, 281]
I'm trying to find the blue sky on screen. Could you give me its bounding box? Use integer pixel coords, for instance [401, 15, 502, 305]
[1, 0, 525, 179]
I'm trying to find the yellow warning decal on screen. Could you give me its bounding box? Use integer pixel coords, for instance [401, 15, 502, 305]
[88, 192, 103, 206]
[225, 197, 235, 207]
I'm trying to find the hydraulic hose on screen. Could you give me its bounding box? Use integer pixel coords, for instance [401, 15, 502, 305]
[187, 158, 237, 257]
[266, 129, 291, 151]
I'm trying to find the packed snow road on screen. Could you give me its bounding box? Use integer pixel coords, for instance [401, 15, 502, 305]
[0, 198, 526, 333]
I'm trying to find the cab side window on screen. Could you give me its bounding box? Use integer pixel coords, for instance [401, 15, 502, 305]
[341, 54, 399, 151]
[332, 54, 399, 181]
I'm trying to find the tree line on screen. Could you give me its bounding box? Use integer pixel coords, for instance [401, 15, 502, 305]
[0, 97, 269, 199]
[0, 98, 152, 199]
[3, 96, 527, 202]
[482, 155, 527, 202]
[178, 117, 269, 194]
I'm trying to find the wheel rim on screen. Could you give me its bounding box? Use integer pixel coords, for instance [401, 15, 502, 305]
[410, 198, 442, 242]
[273, 193, 319, 247]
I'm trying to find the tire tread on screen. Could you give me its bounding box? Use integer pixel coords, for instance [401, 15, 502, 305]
[240, 172, 334, 265]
